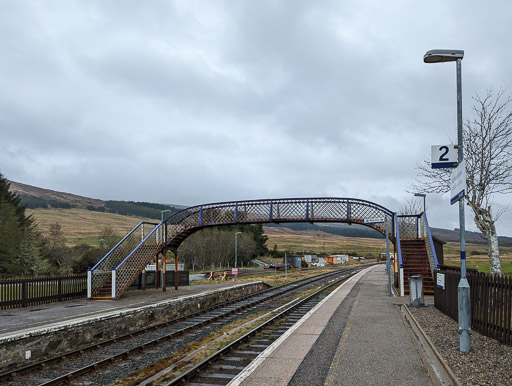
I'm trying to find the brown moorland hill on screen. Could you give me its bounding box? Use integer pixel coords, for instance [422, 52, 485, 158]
[9, 180, 104, 208]
[263, 226, 387, 256]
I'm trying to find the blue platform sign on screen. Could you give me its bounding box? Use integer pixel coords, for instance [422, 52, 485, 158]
[431, 145, 457, 169]
[450, 160, 466, 205]
[364, 217, 385, 224]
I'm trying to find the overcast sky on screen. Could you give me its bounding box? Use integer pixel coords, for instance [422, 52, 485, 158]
[1, 1, 512, 236]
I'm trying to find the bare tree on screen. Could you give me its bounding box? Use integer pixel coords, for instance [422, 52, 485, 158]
[399, 197, 424, 216]
[411, 89, 512, 275]
[180, 228, 258, 270]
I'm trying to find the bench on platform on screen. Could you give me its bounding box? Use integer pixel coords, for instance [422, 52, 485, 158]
[208, 271, 229, 281]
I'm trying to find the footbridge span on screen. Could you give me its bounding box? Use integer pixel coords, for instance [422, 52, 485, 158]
[87, 197, 439, 300]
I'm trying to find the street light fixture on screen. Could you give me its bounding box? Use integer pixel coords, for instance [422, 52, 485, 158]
[424, 49, 464, 63]
[424, 48, 470, 352]
[414, 193, 426, 213]
[234, 232, 242, 282]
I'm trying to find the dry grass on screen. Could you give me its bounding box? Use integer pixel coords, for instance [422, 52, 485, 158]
[441, 241, 512, 274]
[191, 266, 353, 287]
[27, 208, 154, 246]
[264, 226, 387, 256]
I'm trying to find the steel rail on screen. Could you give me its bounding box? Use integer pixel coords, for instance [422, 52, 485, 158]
[166, 269, 357, 385]
[0, 267, 364, 384]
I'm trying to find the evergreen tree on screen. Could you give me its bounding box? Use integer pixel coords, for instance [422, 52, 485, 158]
[0, 172, 43, 277]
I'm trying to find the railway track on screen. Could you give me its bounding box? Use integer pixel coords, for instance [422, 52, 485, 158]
[163, 271, 352, 385]
[0, 266, 365, 385]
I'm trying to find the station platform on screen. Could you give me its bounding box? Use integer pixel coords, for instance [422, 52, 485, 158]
[2, 266, 445, 385]
[0, 282, 240, 338]
[231, 264, 438, 386]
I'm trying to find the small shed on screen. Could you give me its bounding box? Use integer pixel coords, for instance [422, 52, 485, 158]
[325, 256, 336, 264]
[304, 254, 319, 263]
[283, 255, 302, 268]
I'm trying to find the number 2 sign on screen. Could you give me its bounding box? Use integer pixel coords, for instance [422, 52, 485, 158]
[431, 145, 457, 169]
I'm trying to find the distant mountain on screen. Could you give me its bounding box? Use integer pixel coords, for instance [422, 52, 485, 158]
[430, 227, 512, 246]
[266, 222, 385, 239]
[8, 180, 184, 220]
[9, 180, 103, 209]
[267, 222, 512, 247]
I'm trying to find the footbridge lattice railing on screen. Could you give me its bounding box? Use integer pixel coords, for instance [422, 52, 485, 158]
[164, 198, 396, 248]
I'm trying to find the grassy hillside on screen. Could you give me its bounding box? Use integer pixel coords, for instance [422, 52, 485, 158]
[9, 179, 512, 274]
[24, 208, 512, 274]
[28, 208, 154, 247]
[263, 226, 387, 256]
[10, 180, 104, 208]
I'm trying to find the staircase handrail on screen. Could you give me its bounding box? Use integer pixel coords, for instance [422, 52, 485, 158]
[115, 223, 162, 269]
[395, 213, 405, 296]
[88, 221, 158, 298]
[395, 215, 403, 269]
[422, 212, 440, 273]
[91, 221, 156, 271]
[112, 222, 164, 298]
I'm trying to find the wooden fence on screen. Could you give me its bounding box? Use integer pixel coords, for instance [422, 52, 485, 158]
[0, 274, 87, 310]
[435, 268, 512, 345]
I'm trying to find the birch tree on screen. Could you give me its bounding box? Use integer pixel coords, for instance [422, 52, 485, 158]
[411, 89, 512, 275]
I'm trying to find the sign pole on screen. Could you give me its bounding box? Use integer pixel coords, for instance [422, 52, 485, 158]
[456, 58, 471, 352]
[386, 215, 392, 296]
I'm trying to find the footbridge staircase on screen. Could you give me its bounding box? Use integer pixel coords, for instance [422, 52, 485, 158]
[395, 213, 440, 295]
[87, 198, 439, 299]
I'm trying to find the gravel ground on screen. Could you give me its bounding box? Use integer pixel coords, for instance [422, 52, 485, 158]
[408, 305, 512, 386]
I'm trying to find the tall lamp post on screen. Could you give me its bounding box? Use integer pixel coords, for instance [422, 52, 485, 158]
[424, 48, 470, 352]
[99, 238, 105, 258]
[234, 232, 242, 281]
[160, 209, 173, 292]
[160, 209, 173, 242]
[414, 193, 426, 213]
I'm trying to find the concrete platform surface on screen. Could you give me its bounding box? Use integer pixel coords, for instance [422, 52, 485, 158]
[231, 265, 435, 386]
[0, 282, 240, 338]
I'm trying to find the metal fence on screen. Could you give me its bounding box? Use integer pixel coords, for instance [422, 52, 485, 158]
[435, 268, 512, 345]
[0, 274, 87, 310]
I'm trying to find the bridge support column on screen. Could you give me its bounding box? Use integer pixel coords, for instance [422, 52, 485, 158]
[141, 268, 146, 290]
[174, 248, 179, 291]
[155, 255, 159, 289]
[162, 249, 167, 292]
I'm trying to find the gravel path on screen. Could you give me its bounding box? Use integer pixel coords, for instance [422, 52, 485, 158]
[409, 305, 512, 386]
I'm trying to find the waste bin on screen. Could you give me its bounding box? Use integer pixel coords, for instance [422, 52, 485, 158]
[409, 275, 424, 306]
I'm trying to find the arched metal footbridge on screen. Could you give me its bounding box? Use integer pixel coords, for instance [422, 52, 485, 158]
[87, 197, 439, 300]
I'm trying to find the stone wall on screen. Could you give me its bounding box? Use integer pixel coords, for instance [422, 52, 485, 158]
[0, 281, 268, 373]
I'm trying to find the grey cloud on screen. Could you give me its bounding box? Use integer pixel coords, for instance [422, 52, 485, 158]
[2, 0, 512, 235]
